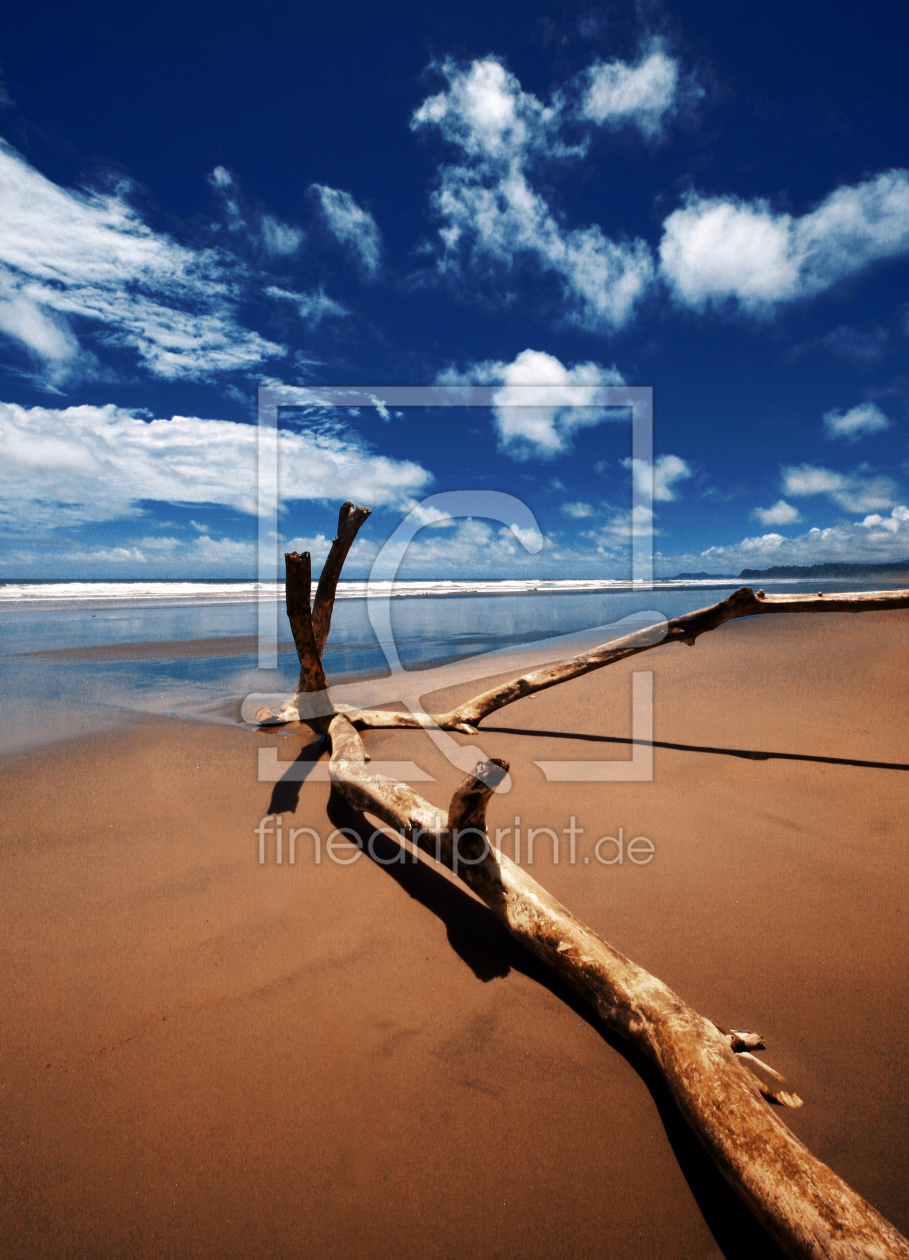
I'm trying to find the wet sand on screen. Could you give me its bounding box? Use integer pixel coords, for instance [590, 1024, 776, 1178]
[1, 611, 907, 1258]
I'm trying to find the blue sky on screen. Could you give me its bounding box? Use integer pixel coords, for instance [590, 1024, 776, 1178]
[1, 0, 907, 579]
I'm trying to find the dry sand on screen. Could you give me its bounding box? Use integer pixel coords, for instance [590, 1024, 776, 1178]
[1, 610, 907, 1259]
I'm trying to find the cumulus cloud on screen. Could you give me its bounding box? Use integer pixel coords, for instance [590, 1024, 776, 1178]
[411, 56, 667, 331]
[858, 505, 909, 533]
[0, 402, 432, 531]
[659, 170, 909, 314]
[0, 142, 287, 384]
[693, 505, 909, 572]
[412, 57, 563, 161]
[439, 348, 625, 460]
[311, 185, 382, 278]
[781, 463, 899, 513]
[561, 501, 596, 517]
[752, 499, 801, 526]
[823, 402, 890, 442]
[623, 453, 692, 501]
[575, 41, 699, 137]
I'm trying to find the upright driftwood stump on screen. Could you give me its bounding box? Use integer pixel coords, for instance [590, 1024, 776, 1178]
[259, 501, 909, 1260]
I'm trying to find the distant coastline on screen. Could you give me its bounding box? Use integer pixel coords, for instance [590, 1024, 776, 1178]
[736, 560, 909, 580]
[670, 560, 909, 580]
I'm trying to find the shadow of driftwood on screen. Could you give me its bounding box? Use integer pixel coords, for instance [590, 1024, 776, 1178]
[481, 725, 909, 771]
[325, 790, 788, 1260]
[266, 736, 326, 815]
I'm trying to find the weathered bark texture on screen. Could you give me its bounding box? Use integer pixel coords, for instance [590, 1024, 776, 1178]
[284, 550, 329, 698]
[264, 501, 909, 1259]
[312, 502, 371, 656]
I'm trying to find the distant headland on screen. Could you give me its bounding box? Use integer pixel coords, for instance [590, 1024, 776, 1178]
[737, 560, 909, 579]
[671, 560, 909, 580]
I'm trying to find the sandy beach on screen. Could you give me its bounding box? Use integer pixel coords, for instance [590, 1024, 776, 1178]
[1, 609, 907, 1259]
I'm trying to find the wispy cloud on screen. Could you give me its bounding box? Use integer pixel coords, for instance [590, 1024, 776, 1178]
[0, 142, 287, 385]
[822, 401, 890, 442]
[311, 185, 382, 278]
[438, 348, 625, 460]
[410, 55, 673, 331]
[265, 285, 348, 323]
[208, 165, 305, 256]
[0, 401, 433, 531]
[781, 462, 899, 513]
[788, 324, 888, 365]
[0, 532, 264, 575]
[659, 170, 909, 314]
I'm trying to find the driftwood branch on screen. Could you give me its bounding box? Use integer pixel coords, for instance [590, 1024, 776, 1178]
[343, 585, 909, 732]
[264, 502, 909, 1257]
[312, 501, 372, 655]
[284, 550, 329, 697]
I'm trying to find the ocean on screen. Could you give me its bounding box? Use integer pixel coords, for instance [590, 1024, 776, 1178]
[1, 575, 904, 756]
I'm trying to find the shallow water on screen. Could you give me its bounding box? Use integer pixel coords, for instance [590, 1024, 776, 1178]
[0, 577, 903, 756]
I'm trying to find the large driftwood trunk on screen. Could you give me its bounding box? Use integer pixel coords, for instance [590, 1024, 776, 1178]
[264, 502, 909, 1260]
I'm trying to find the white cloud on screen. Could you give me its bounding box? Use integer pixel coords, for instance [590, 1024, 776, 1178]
[259, 215, 304, 257]
[379, 514, 553, 577]
[694, 506, 909, 572]
[739, 532, 788, 553]
[411, 57, 661, 331]
[0, 143, 292, 385]
[0, 285, 84, 378]
[209, 165, 233, 190]
[781, 463, 899, 514]
[623, 453, 692, 501]
[188, 535, 257, 565]
[0, 401, 433, 531]
[0, 532, 263, 574]
[659, 170, 909, 314]
[265, 285, 348, 323]
[208, 165, 304, 257]
[282, 532, 336, 561]
[391, 517, 495, 574]
[561, 501, 596, 518]
[858, 505, 909, 533]
[752, 499, 801, 526]
[367, 394, 391, 421]
[587, 504, 657, 548]
[412, 57, 558, 161]
[507, 522, 543, 552]
[439, 348, 625, 459]
[311, 185, 382, 278]
[823, 402, 890, 442]
[576, 42, 695, 138]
